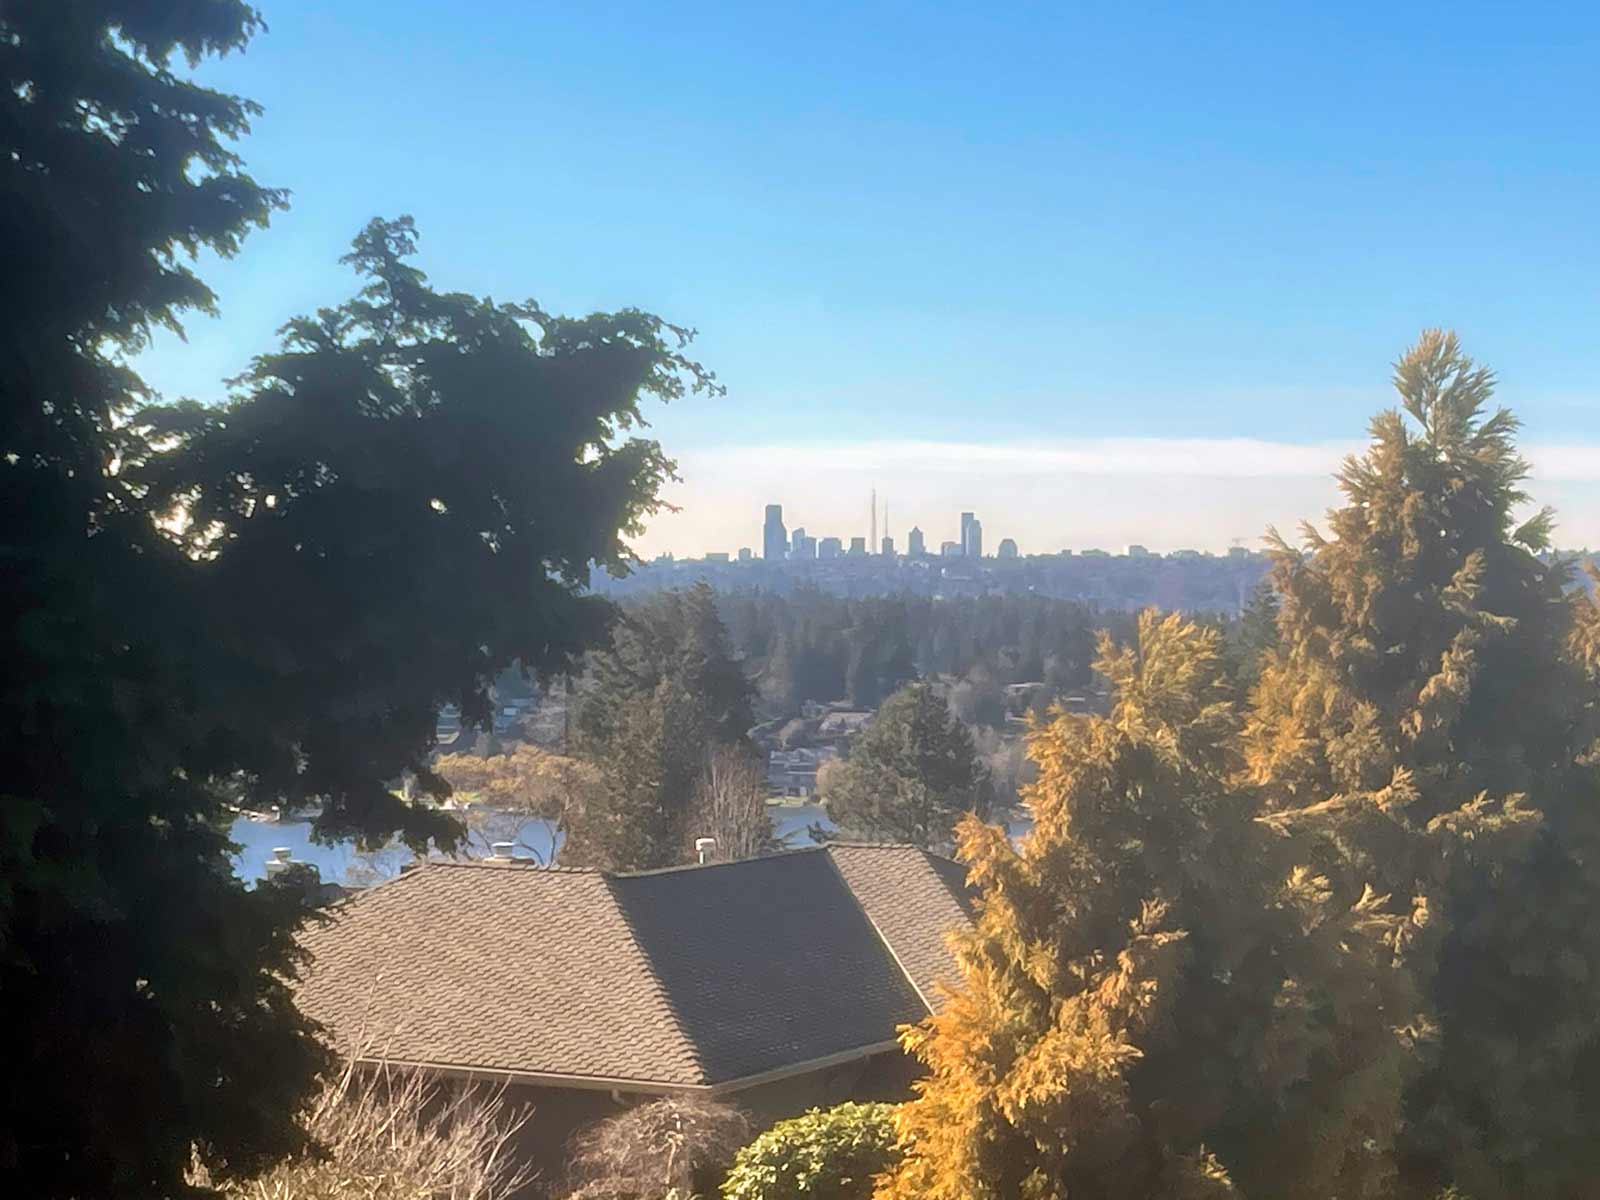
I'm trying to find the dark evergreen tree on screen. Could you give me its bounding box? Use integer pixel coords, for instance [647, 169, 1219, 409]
[570, 585, 754, 868]
[1222, 580, 1280, 694]
[820, 681, 988, 849]
[1, 6, 714, 1191]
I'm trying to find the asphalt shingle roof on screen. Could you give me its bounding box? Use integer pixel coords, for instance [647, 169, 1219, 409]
[826, 844, 975, 1011]
[297, 864, 700, 1085]
[296, 844, 972, 1089]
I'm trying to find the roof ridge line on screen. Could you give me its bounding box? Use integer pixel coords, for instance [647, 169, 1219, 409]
[313, 857, 444, 910]
[820, 851, 935, 1016]
[425, 859, 603, 875]
[602, 875, 712, 1085]
[601, 845, 827, 879]
[824, 839, 967, 868]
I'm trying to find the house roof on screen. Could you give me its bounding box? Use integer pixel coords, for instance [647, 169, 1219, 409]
[296, 844, 973, 1092]
[827, 844, 975, 1009]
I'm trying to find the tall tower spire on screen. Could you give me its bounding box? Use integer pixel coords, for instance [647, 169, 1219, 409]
[870, 487, 877, 555]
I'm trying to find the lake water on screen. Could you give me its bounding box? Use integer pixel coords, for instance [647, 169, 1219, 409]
[232, 803, 1035, 886]
[230, 803, 837, 885]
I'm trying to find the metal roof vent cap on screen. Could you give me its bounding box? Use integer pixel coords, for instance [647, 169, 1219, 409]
[489, 842, 517, 861]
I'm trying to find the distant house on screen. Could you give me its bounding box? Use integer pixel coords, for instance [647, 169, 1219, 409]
[1003, 681, 1047, 712]
[434, 703, 462, 743]
[816, 709, 873, 740]
[767, 745, 838, 796]
[296, 845, 974, 1190]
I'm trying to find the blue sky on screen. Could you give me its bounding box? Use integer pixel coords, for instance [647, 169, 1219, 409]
[137, 1, 1600, 554]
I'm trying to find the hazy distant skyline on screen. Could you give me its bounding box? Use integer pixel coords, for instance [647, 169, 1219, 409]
[132, 1, 1600, 557]
[651, 439, 1600, 560]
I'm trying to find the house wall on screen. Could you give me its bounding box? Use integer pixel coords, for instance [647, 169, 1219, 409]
[501, 1084, 636, 1197]
[504, 1049, 923, 1196]
[730, 1048, 921, 1125]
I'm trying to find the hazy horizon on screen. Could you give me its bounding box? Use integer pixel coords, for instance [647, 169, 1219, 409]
[635, 436, 1600, 560]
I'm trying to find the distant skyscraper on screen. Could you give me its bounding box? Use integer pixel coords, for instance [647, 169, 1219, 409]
[818, 536, 843, 559]
[940, 540, 962, 558]
[997, 537, 1019, 560]
[907, 526, 926, 557]
[738, 547, 753, 562]
[798, 535, 817, 559]
[791, 526, 806, 555]
[966, 517, 983, 559]
[960, 512, 975, 557]
[848, 536, 867, 557]
[763, 504, 787, 561]
[881, 536, 895, 558]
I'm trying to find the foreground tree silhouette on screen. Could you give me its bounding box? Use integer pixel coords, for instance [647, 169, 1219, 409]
[1245, 331, 1600, 1198]
[2, 5, 715, 1192]
[883, 612, 1411, 1200]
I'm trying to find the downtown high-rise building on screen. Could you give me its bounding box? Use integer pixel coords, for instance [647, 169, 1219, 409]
[960, 512, 975, 557]
[763, 504, 787, 561]
[965, 517, 983, 559]
[907, 526, 926, 557]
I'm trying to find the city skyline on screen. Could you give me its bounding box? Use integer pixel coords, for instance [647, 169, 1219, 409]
[749, 498, 1001, 564]
[633, 437, 1600, 561]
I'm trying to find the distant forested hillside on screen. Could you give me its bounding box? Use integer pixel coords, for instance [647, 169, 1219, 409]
[649, 588, 1140, 715]
[596, 550, 1270, 613]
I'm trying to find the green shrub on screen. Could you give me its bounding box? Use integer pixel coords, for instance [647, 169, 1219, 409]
[721, 1102, 899, 1200]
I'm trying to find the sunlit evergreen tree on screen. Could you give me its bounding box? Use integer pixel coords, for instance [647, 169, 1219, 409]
[884, 612, 1409, 1200]
[1244, 330, 1600, 1197]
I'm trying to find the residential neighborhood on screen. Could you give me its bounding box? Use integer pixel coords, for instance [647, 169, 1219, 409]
[296, 845, 974, 1189]
[16, 4, 1600, 1200]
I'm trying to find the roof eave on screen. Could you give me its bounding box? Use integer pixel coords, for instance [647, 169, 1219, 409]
[345, 1038, 906, 1097]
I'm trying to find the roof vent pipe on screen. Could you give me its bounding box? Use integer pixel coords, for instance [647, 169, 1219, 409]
[489, 842, 517, 861]
[695, 837, 716, 865]
[264, 847, 295, 879]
